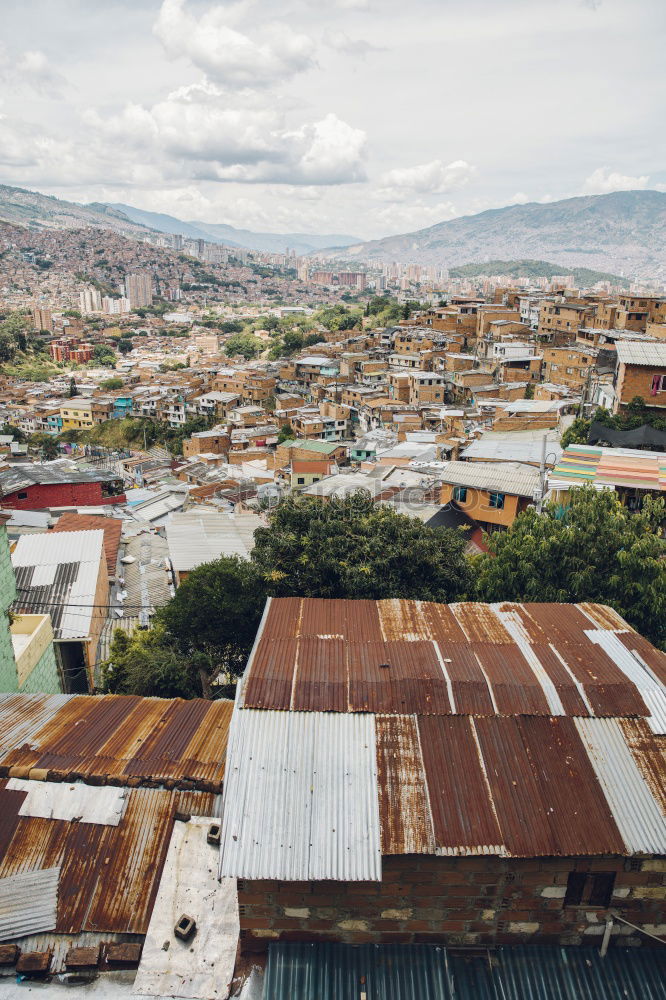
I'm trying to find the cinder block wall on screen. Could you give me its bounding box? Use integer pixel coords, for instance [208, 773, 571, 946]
[238, 856, 666, 952]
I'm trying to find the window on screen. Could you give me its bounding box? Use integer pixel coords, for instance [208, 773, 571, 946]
[563, 871, 615, 908]
[297, 477, 305, 485]
[17, 491, 28, 500]
[488, 491, 505, 510]
[453, 486, 467, 503]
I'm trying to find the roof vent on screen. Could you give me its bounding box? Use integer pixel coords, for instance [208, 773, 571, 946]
[174, 915, 197, 942]
[379, 662, 391, 669]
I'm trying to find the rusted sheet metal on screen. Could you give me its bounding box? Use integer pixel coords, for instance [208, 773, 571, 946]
[261, 596, 302, 639]
[578, 602, 631, 632]
[375, 715, 435, 855]
[421, 601, 468, 643]
[343, 599, 384, 643]
[450, 602, 514, 643]
[473, 716, 557, 856]
[378, 599, 432, 641]
[348, 641, 452, 714]
[618, 718, 666, 813]
[0, 694, 70, 757]
[243, 637, 298, 710]
[472, 642, 551, 715]
[0, 785, 217, 938]
[551, 641, 649, 718]
[0, 696, 231, 791]
[617, 631, 666, 687]
[524, 603, 601, 647]
[300, 598, 346, 638]
[518, 716, 625, 856]
[496, 603, 549, 644]
[418, 715, 504, 854]
[527, 643, 591, 716]
[437, 644, 494, 715]
[292, 637, 347, 712]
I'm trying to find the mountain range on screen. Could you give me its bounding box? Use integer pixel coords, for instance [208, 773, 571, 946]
[328, 191, 666, 280]
[1, 184, 664, 280]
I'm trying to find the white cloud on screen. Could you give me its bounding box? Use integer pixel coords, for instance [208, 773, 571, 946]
[583, 167, 650, 194]
[323, 30, 383, 57]
[0, 47, 67, 96]
[154, 0, 315, 88]
[375, 199, 458, 234]
[376, 159, 475, 201]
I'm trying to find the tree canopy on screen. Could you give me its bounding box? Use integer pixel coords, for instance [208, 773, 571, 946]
[473, 485, 666, 649]
[252, 491, 472, 602]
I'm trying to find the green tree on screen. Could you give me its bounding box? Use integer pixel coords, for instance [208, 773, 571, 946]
[101, 626, 200, 698]
[252, 492, 472, 601]
[282, 329, 304, 354]
[473, 486, 666, 648]
[118, 338, 134, 355]
[157, 557, 268, 696]
[224, 332, 263, 359]
[68, 377, 78, 398]
[277, 423, 292, 443]
[100, 378, 123, 390]
[92, 344, 117, 366]
[30, 433, 59, 460]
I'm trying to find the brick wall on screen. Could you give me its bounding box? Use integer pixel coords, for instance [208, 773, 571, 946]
[238, 855, 666, 953]
[1, 482, 126, 511]
[617, 363, 666, 411]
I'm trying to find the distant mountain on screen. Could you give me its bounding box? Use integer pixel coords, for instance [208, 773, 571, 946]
[449, 259, 630, 288]
[323, 191, 666, 280]
[109, 203, 361, 256]
[0, 184, 149, 237]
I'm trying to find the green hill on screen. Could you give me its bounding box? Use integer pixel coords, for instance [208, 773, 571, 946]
[449, 259, 630, 288]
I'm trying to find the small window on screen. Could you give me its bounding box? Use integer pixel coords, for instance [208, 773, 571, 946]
[564, 871, 615, 908]
[453, 486, 467, 503]
[297, 477, 305, 485]
[17, 491, 28, 500]
[488, 492, 505, 510]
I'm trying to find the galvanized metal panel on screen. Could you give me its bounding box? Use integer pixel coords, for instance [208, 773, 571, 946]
[617, 631, 666, 687]
[348, 641, 452, 714]
[220, 710, 381, 881]
[586, 629, 659, 726]
[0, 867, 59, 942]
[574, 717, 666, 854]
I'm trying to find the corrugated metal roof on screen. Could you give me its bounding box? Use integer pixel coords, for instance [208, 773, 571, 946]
[12, 530, 105, 639]
[0, 460, 117, 497]
[220, 710, 381, 881]
[437, 461, 541, 497]
[0, 867, 59, 942]
[241, 599, 661, 726]
[263, 943, 666, 1000]
[615, 340, 666, 366]
[0, 693, 233, 792]
[0, 782, 218, 939]
[7, 778, 127, 825]
[165, 509, 262, 571]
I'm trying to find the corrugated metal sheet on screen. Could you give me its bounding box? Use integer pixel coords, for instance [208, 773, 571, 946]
[375, 715, 435, 855]
[6, 778, 127, 825]
[264, 942, 452, 1000]
[0, 867, 59, 942]
[574, 717, 666, 854]
[0, 783, 218, 938]
[242, 599, 661, 724]
[166, 509, 262, 570]
[263, 943, 666, 1000]
[220, 710, 381, 881]
[12, 530, 105, 639]
[0, 694, 232, 791]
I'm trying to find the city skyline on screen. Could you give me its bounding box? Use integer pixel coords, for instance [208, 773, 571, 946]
[1, 0, 665, 239]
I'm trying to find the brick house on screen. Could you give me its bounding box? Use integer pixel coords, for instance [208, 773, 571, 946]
[613, 341, 666, 413]
[220, 598, 666, 953]
[0, 463, 126, 510]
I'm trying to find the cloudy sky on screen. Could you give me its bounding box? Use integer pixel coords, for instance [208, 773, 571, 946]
[1, 0, 665, 238]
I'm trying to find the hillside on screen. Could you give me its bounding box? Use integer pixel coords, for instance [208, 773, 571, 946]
[325, 191, 666, 280]
[0, 184, 150, 238]
[109, 203, 361, 256]
[449, 259, 630, 288]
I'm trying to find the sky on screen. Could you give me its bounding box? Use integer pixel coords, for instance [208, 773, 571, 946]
[1, 0, 665, 239]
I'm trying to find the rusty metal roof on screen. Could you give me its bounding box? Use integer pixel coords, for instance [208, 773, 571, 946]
[0, 781, 217, 940]
[0, 694, 233, 792]
[240, 598, 664, 729]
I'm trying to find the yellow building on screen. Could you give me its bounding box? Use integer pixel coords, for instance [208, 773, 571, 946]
[60, 399, 95, 431]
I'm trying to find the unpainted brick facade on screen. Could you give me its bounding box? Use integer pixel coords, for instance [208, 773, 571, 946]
[238, 855, 666, 953]
[1, 481, 126, 511]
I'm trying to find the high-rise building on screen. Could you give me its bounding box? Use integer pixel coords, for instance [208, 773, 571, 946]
[297, 261, 309, 282]
[125, 272, 153, 309]
[102, 296, 131, 315]
[79, 287, 102, 313]
[32, 307, 52, 332]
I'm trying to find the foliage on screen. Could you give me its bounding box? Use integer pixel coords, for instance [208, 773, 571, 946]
[68, 377, 78, 398]
[157, 557, 268, 694]
[252, 492, 472, 601]
[62, 309, 82, 319]
[29, 432, 59, 460]
[561, 401, 666, 449]
[0, 310, 32, 361]
[100, 626, 201, 698]
[448, 259, 630, 289]
[100, 378, 123, 390]
[224, 332, 263, 359]
[277, 423, 292, 443]
[117, 338, 134, 355]
[92, 344, 117, 366]
[473, 485, 666, 649]
[524, 382, 534, 399]
[313, 304, 362, 332]
[0, 423, 26, 443]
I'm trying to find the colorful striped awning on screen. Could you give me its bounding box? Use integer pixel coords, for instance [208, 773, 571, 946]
[552, 445, 666, 491]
